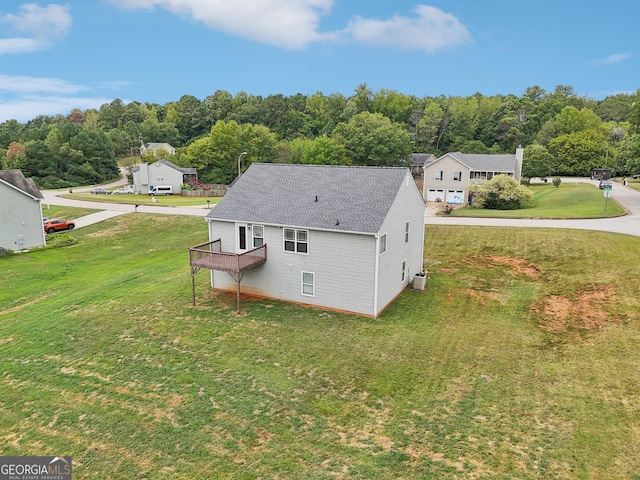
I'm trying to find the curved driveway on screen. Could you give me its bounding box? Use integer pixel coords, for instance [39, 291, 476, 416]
[426, 178, 640, 237]
[44, 177, 640, 237]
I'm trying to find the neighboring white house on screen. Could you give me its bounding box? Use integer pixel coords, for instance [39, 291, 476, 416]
[195, 163, 426, 317]
[423, 147, 524, 204]
[0, 170, 46, 251]
[140, 142, 176, 156]
[131, 159, 197, 194]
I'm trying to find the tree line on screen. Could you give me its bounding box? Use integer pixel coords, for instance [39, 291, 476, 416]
[1, 83, 640, 188]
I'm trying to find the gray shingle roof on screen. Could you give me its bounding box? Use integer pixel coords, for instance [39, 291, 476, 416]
[132, 159, 197, 175]
[447, 152, 516, 172]
[206, 163, 411, 234]
[0, 169, 43, 199]
[410, 153, 437, 168]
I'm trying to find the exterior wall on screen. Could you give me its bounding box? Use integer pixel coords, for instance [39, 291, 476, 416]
[375, 172, 425, 313]
[0, 184, 45, 250]
[208, 220, 378, 316]
[424, 155, 470, 204]
[133, 162, 183, 194]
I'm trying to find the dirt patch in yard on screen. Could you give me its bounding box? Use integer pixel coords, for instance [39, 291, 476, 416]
[462, 254, 542, 279]
[531, 286, 618, 333]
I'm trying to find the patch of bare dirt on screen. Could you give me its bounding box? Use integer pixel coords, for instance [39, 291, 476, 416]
[531, 286, 618, 333]
[463, 254, 541, 279]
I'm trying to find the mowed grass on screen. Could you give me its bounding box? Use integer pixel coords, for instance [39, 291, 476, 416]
[63, 192, 222, 207]
[1, 214, 640, 479]
[448, 182, 625, 218]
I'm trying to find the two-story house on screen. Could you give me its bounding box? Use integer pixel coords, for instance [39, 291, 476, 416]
[132, 159, 197, 194]
[423, 147, 524, 204]
[190, 163, 426, 317]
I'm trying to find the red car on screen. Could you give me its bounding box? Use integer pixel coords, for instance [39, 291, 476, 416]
[44, 218, 75, 234]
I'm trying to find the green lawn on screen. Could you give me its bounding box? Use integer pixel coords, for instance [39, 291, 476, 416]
[1, 214, 639, 479]
[448, 182, 625, 218]
[63, 192, 222, 207]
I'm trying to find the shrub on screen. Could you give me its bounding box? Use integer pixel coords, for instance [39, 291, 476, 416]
[552, 176, 562, 187]
[471, 174, 533, 210]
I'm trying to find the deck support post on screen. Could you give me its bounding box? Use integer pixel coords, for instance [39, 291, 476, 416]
[191, 266, 200, 306]
[227, 271, 245, 313]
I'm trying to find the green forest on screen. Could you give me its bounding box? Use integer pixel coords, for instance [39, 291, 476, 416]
[2, 83, 640, 188]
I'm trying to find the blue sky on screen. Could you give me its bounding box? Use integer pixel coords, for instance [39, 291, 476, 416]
[0, 1, 638, 123]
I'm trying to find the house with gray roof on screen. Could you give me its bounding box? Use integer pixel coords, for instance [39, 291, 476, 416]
[423, 147, 523, 204]
[194, 163, 425, 317]
[132, 159, 197, 194]
[410, 153, 437, 177]
[140, 142, 176, 156]
[0, 169, 46, 251]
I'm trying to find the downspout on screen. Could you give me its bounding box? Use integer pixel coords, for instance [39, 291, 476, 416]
[373, 234, 380, 316]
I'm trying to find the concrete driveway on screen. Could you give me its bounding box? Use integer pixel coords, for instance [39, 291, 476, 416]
[425, 178, 640, 238]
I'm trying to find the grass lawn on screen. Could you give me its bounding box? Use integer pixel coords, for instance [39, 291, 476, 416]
[41, 204, 100, 221]
[62, 192, 222, 207]
[1, 214, 639, 479]
[447, 182, 625, 218]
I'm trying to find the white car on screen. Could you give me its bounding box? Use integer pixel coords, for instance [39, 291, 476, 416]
[113, 187, 134, 194]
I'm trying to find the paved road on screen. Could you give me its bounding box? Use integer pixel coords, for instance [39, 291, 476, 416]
[425, 178, 640, 237]
[44, 176, 640, 237]
[42, 170, 211, 229]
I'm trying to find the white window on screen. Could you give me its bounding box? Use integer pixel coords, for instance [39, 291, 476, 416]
[453, 171, 462, 181]
[401, 260, 407, 282]
[302, 271, 315, 296]
[434, 170, 443, 181]
[156, 175, 164, 181]
[284, 228, 308, 254]
[405, 221, 410, 243]
[252, 225, 264, 247]
[379, 233, 387, 255]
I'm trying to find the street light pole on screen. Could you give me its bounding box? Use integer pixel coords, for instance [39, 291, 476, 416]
[237, 151, 248, 179]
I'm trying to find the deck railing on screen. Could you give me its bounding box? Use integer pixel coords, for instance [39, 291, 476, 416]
[188, 239, 267, 273]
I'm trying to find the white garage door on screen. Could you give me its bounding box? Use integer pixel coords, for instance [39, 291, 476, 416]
[446, 190, 465, 204]
[426, 189, 445, 202]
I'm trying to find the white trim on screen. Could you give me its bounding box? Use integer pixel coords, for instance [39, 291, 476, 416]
[301, 271, 315, 297]
[374, 236, 380, 316]
[379, 232, 387, 255]
[283, 227, 309, 254]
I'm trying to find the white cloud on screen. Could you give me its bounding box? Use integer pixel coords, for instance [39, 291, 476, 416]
[106, 0, 334, 49]
[0, 95, 114, 123]
[589, 52, 632, 66]
[343, 5, 471, 52]
[0, 73, 109, 123]
[105, 1, 470, 52]
[0, 74, 87, 94]
[0, 3, 72, 54]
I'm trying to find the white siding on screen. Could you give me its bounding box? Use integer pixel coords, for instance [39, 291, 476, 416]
[208, 220, 378, 316]
[375, 172, 425, 313]
[423, 155, 469, 204]
[134, 162, 183, 194]
[0, 183, 45, 250]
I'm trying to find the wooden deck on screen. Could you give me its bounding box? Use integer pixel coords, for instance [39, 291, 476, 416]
[188, 239, 267, 273]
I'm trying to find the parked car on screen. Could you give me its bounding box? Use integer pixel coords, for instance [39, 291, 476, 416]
[113, 187, 134, 194]
[90, 188, 111, 194]
[599, 179, 613, 190]
[42, 217, 50, 223]
[633, 174, 640, 179]
[44, 218, 75, 234]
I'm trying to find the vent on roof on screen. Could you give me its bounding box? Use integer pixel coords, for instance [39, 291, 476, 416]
[315, 195, 318, 202]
